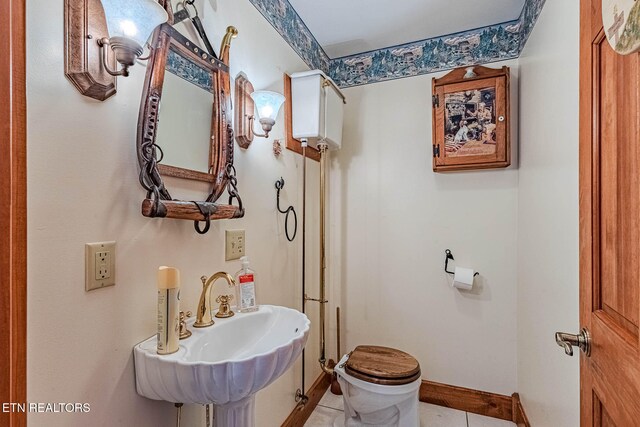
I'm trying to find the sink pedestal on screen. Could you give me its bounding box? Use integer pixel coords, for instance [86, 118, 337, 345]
[213, 396, 255, 427]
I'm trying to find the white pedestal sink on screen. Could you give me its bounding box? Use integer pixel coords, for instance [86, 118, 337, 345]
[134, 305, 310, 427]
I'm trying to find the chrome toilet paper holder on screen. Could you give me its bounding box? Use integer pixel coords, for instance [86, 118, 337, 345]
[444, 249, 480, 277]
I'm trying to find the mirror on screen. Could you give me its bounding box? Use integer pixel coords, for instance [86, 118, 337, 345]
[137, 22, 243, 232]
[156, 63, 214, 175]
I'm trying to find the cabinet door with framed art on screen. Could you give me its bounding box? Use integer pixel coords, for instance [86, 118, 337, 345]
[432, 66, 510, 172]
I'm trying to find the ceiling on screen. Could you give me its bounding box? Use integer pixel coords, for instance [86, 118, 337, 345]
[287, 0, 527, 58]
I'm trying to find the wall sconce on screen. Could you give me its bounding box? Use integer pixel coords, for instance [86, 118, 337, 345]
[64, 0, 168, 101]
[98, 0, 168, 76]
[251, 91, 285, 137]
[235, 74, 285, 148]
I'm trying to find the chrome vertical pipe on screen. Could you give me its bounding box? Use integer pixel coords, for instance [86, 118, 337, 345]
[175, 403, 183, 427]
[319, 143, 327, 365]
[336, 307, 341, 358]
[293, 139, 310, 408]
[318, 143, 333, 375]
[300, 140, 308, 399]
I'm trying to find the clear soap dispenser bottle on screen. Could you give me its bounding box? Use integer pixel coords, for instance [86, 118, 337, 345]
[235, 256, 258, 313]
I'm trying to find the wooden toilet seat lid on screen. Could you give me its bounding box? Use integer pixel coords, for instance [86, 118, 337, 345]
[345, 345, 421, 386]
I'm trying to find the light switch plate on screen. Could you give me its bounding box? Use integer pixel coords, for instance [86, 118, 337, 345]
[85, 241, 116, 291]
[225, 229, 245, 261]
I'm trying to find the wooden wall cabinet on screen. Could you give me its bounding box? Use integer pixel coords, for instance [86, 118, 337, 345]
[432, 66, 511, 172]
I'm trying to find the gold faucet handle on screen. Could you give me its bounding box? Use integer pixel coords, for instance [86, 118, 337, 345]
[216, 294, 233, 303]
[215, 295, 235, 318]
[179, 310, 192, 339]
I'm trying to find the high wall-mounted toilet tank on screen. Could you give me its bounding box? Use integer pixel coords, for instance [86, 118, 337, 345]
[290, 70, 345, 151]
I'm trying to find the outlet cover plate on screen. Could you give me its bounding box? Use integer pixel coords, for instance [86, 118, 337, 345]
[85, 241, 116, 291]
[225, 229, 245, 261]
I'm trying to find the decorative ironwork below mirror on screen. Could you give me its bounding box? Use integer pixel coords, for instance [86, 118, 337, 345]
[137, 23, 243, 234]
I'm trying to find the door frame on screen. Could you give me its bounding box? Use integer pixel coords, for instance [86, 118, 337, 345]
[578, 0, 595, 419]
[0, 0, 27, 425]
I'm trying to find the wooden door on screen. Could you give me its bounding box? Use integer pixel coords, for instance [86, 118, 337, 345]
[580, 1, 640, 425]
[0, 0, 27, 426]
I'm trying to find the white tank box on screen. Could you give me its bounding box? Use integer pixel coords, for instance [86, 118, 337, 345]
[290, 70, 345, 150]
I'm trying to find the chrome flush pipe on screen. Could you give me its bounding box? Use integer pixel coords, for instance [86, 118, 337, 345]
[318, 142, 333, 376]
[295, 139, 310, 409]
[302, 139, 307, 389]
[301, 141, 333, 377]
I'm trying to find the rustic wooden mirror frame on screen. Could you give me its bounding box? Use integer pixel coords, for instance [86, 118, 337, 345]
[137, 23, 243, 225]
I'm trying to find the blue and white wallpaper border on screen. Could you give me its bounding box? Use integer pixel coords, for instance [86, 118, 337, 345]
[248, 0, 546, 88]
[247, 0, 330, 73]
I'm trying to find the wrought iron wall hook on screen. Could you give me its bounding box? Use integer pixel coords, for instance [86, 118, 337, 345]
[444, 249, 480, 276]
[193, 201, 213, 234]
[275, 177, 297, 242]
[275, 177, 285, 191]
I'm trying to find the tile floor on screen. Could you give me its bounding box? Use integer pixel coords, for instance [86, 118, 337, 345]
[305, 390, 516, 427]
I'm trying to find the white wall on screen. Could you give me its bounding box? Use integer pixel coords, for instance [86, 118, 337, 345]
[26, 0, 321, 425]
[517, 0, 580, 425]
[332, 60, 520, 395]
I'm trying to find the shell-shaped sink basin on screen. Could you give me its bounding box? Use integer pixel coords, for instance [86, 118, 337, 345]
[134, 305, 310, 407]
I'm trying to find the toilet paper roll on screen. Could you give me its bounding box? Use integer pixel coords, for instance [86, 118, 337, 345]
[452, 267, 475, 290]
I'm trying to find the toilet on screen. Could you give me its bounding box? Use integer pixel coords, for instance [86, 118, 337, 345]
[333, 345, 421, 427]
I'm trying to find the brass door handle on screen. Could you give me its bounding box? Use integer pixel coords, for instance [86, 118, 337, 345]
[555, 328, 591, 357]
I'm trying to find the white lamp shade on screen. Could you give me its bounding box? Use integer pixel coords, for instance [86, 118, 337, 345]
[100, 0, 168, 47]
[251, 91, 285, 121]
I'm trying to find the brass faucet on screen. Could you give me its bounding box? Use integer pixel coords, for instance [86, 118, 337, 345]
[193, 272, 236, 328]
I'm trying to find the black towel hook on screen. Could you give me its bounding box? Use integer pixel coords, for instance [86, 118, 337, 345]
[275, 177, 297, 242]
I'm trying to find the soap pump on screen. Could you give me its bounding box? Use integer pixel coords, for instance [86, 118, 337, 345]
[235, 256, 258, 313]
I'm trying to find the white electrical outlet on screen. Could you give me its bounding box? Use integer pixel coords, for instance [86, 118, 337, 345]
[86, 241, 116, 291]
[225, 229, 245, 261]
[95, 251, 111, 280]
